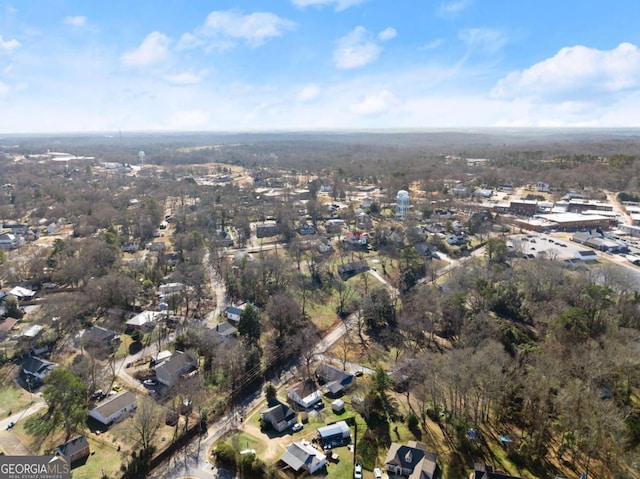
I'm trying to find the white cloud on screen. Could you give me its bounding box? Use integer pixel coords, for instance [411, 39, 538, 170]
[291, 0, 366, 12]
[164, 72, 203, 85]
[179, 10, 295, 51]
[63, 16, 87, 27]
[350, 89, 398, 115]
[334, 26, 381, 70]
[378, 27, 397, 42]
[121, 31, 171, 68]
[438, 0, 473, 16]
[419, 38, 444, 50]
[493, 43, 640, 101]
[0, 35, 20, 54]
[297, 84, 321, 102]
[459, 28, 507, 54]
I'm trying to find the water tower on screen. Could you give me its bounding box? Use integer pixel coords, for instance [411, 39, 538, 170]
[396, 190, 410, 220]
[138, 151, 145, 166]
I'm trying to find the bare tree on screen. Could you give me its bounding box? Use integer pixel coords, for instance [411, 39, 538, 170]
[127, 396, 164, 451]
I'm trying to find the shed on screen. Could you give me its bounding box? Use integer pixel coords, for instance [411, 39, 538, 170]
[317, 420, 351, 447]
[331, 399, 344, 414]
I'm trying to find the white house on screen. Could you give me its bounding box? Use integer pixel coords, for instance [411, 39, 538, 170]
[225, 303, 250, 323]
[88, 391, 137, 426]
[126, 310, 164, 329]
[288, 381, 323, 409]
[279, 442, 327, 474]
[8, 286, 35, 300]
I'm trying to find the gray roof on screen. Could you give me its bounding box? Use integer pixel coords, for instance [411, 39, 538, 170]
[56, 435, 89, 458]
[261, 403, 295, 428]
[280, 442, 326, 472]
[317, 421, 350, 439]
[81, 326, 119, 344]
[22, 355, 56, 376]
[91, 391, 136, 420]
[154, 350, 197, 377]
[385, 441, 438, 479]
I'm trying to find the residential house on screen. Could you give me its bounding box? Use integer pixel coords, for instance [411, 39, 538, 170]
[226, 302, 251, 323]
[297, 223, 317, 236]
[147, 241, 166, 251]
[315, 364, 355, 398]
[535, 182, 550, 193]
[0, 317, 18, 340]
[385, 441, 439, 479]
[153, 350, 198, 387]
[256, 221, 280, 238]
[0, 233, 22, 250]
[78, 326, 121, 353]
[126, 310, 163, 330]
[2, 223, 29, 235]
[472, 464, 522, 479]
[356, 212, 372, 230]
[279, 441, 327, 474]
[343, 231, 367, 247]
[22, 355, 57, 383]
[317, 421, 351, 448]
[260, 402, 297, 432]
[158, 282, 184, 295]
[288, 380, 323, 409]
[473, 188, 493, 198]
[211, 321, 237, 343]
[56, 435, 90, 464]
[337, 261, 369, 280]
[325, 219, 345, 234]
[88, 390, 137, 426]
[8, 286, 36, 300]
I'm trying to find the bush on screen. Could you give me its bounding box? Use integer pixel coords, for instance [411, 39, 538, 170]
[215, 441, 238, 472]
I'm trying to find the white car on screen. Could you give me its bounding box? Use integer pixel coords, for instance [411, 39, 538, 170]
[354, 463, 362, 479]
[374, 467, 383, 479]
[291, 423, 303, 432]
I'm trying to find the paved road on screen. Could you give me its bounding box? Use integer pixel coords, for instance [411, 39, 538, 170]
[0, 395, 47, 431]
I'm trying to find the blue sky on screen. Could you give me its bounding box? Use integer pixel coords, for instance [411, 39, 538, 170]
[2, 0, 640, 132]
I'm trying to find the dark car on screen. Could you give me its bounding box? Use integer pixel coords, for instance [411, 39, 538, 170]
[6, 421, 15, 430]
[354, 370, 364, 377]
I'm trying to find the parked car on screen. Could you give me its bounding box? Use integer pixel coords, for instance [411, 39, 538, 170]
[292, 423, 303, 432]
[354, 463, 362, 479]
[112, 384, 124, 392]
[374, 467, 383, 479]
[6, 421, 14, 430]
[354, 370, 364, 377]
[143, 379, 157, 387]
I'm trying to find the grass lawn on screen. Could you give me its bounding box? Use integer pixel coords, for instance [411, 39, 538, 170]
[16, 411, 131, 479]
[0, 380, 32, 417]
[70, 436, 126, 479]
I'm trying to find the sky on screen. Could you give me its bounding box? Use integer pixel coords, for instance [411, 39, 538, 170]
[2, 1, 640, 133]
